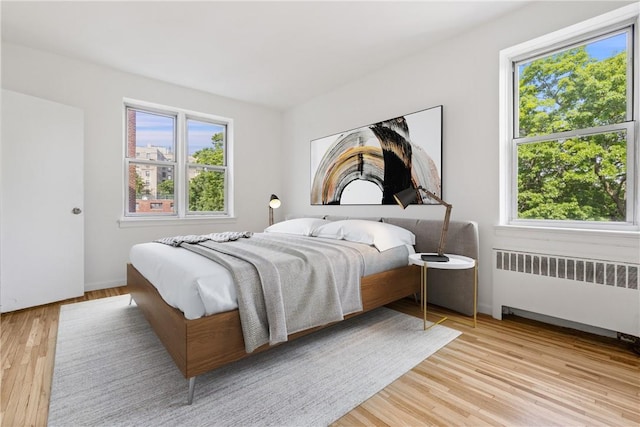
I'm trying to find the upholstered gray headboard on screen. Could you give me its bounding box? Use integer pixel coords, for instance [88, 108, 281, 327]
[285, 214, 479, 316]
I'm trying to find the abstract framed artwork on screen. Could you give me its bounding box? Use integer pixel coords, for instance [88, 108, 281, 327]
[310, 105, 443, 205]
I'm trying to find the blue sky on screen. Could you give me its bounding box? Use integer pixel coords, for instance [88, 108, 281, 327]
[518, 31, 626, 75]
[135, 111, 225, 155]
[586, 32, 626, 60]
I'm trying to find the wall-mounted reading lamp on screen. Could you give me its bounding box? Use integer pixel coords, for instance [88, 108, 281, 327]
[394, 186, 452, 262]
[268, 194, 281, 226]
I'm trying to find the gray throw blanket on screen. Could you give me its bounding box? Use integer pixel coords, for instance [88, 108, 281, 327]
[182, 233, 364, 353]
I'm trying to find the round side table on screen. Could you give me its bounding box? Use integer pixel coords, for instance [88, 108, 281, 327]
[408, 253, 477, 330]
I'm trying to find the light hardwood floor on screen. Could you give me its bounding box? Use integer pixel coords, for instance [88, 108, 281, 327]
[2, 288, 639, 426]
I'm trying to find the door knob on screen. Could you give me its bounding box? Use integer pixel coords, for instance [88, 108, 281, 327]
[72, 207, 82, 215]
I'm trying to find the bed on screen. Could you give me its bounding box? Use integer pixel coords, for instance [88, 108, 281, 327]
[127, 216, 479, 404]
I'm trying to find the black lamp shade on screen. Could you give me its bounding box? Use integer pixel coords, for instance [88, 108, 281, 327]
[393, 188, 417, 209]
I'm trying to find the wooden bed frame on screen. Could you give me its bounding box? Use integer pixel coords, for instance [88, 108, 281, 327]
[127, 262, 420, 404]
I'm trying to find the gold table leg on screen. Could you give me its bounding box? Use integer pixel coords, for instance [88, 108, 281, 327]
[473, 261, 477, 328]
[422, 264, 447, 330]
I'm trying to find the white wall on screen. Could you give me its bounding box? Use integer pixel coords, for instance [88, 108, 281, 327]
[2, 43, 283, 291]
[281, 1, 636, 315]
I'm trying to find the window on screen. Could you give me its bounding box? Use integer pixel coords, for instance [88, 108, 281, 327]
[501, 8, 638, 230]
[124, 100, 233, 219]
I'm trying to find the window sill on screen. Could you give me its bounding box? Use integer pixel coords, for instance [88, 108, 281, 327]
[118, 215, 237, 228]
[493, 224, 640, 264]
[495, 223, 640, 238]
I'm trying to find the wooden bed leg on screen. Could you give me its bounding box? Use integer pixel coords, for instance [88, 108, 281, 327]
[187, 377, 196, 405]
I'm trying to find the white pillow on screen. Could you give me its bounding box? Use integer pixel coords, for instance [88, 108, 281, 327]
[312, 219, 415, 251]
[264, 218, 330, 236]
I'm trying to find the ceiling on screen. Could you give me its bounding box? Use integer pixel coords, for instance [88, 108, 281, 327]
[1, 1, 528, 110]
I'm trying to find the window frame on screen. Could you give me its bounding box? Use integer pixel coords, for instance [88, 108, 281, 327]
[499, 6, 640, 231]
[121, 99, 234, 223]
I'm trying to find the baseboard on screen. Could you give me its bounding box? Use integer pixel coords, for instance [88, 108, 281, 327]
[505, 306, 618, 339]
[84, 279, 125, 292]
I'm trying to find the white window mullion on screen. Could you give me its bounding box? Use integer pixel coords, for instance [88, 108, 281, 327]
[176, 111, 187, 218]
[225, 118, 234, 217]
[515, 124, 632, 145]
[627, 123, 637, 224]
[512, 63, 520, 138]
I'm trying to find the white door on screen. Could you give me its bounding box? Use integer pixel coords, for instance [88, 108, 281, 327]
[1, 90, 84, 312]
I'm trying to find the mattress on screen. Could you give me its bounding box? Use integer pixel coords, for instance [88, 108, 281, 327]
[129, 233, 413, 319]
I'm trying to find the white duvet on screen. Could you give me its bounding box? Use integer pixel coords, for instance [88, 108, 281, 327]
[129, 242, 238, 319]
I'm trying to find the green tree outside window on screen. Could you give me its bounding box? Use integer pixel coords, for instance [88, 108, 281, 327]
[189, 132, 225, 212]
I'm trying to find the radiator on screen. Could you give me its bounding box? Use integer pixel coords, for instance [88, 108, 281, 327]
[492, 249, 640, 336]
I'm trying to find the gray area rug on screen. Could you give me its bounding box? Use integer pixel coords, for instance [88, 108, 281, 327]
[49, 295, 460, 426]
